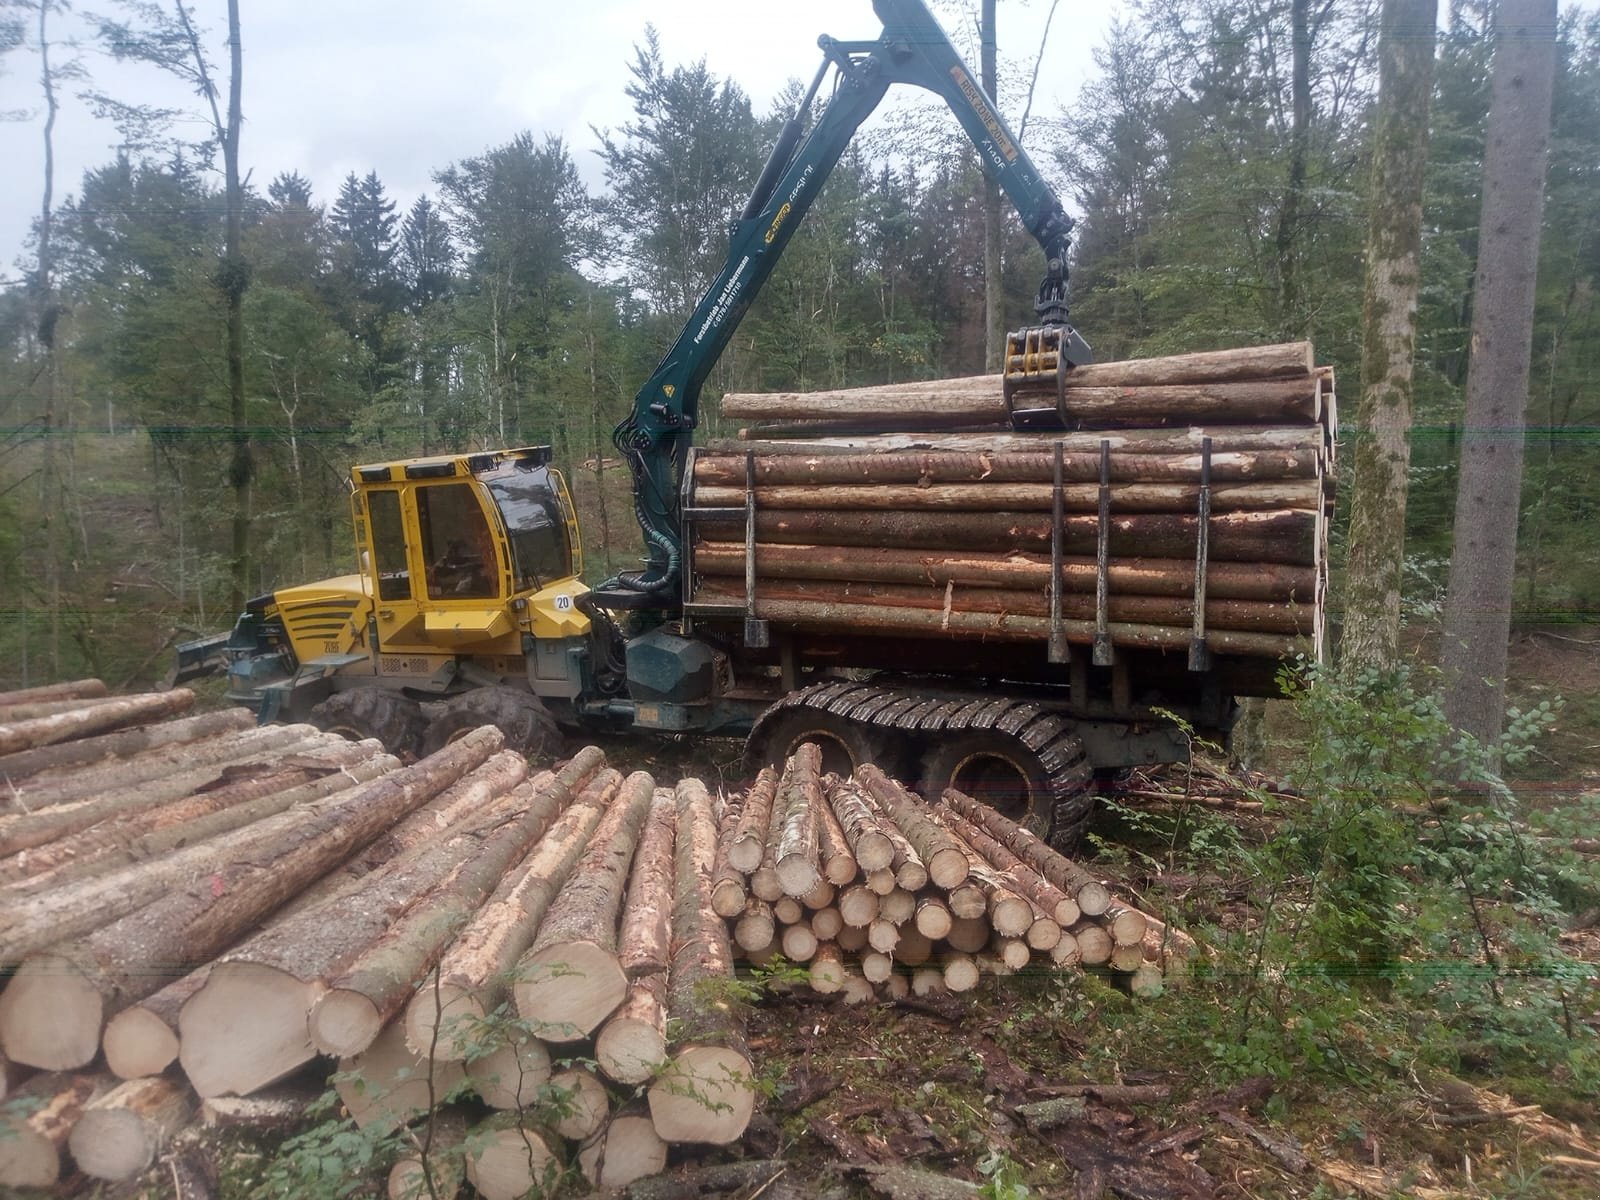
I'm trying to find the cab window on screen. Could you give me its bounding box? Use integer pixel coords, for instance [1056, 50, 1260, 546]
[483, 465, 573, 592]
[417, 483, 499, 599]
[367, 490, 411, 602]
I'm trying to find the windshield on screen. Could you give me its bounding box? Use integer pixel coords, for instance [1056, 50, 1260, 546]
[482, 464, 572, 591]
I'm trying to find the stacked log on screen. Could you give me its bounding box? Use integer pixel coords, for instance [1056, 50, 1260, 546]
[691, 343, 1334, 687]
[720, 748, 1193, 1000]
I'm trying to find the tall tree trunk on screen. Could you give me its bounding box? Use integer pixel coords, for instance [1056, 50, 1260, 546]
[36, 0, 61, 676]
[223, 0, 250, 614]
[1274, 0, 1314, 335]
[1340, 0, 1438, 669]
[981, 0, 1004, 372]
[1440, 0, 1558, 746]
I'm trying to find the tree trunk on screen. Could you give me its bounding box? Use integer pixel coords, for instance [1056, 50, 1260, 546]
[0, 689, 196, 757]
[0, 728, 502, 1071]
[222, 0, 251, 614]
[647, 779, 754, 1145]
[1342, 0, 1438, 669]
[67, 1074, 194, 1182]
[0, 707, 251, 784]
[1440, 0, 1558, 744]
[403, 768, 619, 1060]
[513, 770, 654, 1042]
[981, 0, 1003, 374]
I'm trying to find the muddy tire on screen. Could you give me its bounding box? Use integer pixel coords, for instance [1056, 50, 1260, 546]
[919, 729, 1094, 851]
[419, 686, 562, 760]
[311, 688, 425, 758]
[745, 708, 908, 781]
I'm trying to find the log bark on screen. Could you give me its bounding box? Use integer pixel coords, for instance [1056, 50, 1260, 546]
[404, 768, 620, 1059]
[464, 1025, 552, 1110]
[936, 808, 1080, 926]
[0, 688, 196, 756]
[620, 788, 679, 976]
[68, 1074, 194, 1181]
[940, 789, 1111, 914]
[336, 1018, 465, 1134]
[695, 542, 1317, 604]
[647, 778, 754, 1145]
[809, 943, 846, 994]
[815, 785, 858, 886]
[308, 747, 606, 1060]
[695, 446, 1318, 488]
[596, 972, 668, 1086]
[463, 1114, 563, 1200]
[512, 769, 654, 1042]
[718, 425, 1327, 458]
[0, 678, 107, 706]
[727, 767, 778, 873]
[825, 777, 895, 872]
[857, 766, 968, 889]
[0, 727, 503, 1071]
[0, 1070, 109, 1188]
[0, 723, 325, 856]
[180, 759, 536, 1097]
[696, 479, 1320, 515]
[0, 743, 396, 895]
[720, 344, 1315, 420]
[0, 707, 253, 787]
[711, 791, 747, 918]
[775, 744, 824, 898]
[578, 1108, 669, 1190]
[0, 696, 110, 723]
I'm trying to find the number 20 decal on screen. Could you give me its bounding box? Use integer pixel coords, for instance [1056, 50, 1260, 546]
[554, 595, 573, 611]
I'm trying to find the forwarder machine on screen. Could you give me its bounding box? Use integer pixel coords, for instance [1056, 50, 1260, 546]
[177, 0, 1237, 848]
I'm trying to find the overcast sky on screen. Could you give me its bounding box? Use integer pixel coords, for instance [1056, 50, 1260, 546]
[0, 0, 1120, 279]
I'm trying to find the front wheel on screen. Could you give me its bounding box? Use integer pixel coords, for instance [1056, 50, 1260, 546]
[419, 686, 562, 760]
[311, 688, 425, 758]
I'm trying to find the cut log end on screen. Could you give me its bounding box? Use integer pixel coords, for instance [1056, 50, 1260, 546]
[0, 953, 102, 1071]
[578, 1113, 668, 1189]
[595, 1012, 668, 1087]
[309, 987, 384, 1060]
[646, 1044, 756, 1144]
[67, 1076, 193, 1182]
[463, 1122, 562, 1200]
[178, 961, 316, 1099]
[514, 941, 628, 1042]
[548, 1067, 608, 1140]
[403, 980, 482, 1061]
[102, 1006, 180, 1081]
[463, 1030, 552, 1110]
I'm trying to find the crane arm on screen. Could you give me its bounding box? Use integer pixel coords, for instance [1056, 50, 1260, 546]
[597, 0, 1088, 606]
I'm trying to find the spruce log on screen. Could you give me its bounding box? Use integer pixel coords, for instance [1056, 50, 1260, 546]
[646, 778, 754, 1145]
[726, 768, 778, 873]
[0, 688, 196, 757]
[774, 743, 824, 897]
[180, 759, 536, 1097]
[780, 922, 819, 962]
[67, 1074, 194, 1182]
[695, 479, 1320, 515]
[404, 768, 620, 1059]
[578, 1109, 668, 1189]
[388, 1110, 468, 1200]
[855, 783, 928, 891]
[0, 697, 112, 723]
[513, 770, 655, 1042]
[864, 866, 897, 895]
[815, 784, 858, 885]
[1050, 931, 1081, 967]
[101, 967, 207, 1081]
[1141, 917, 1199, 979]
[861, 950, 894, 983]
[936, 809, 1081, 926]
[308, 747, 606, 1060]
[619, 787, 679, 977]
[549, 1066, 608, 1140]
[717, 424, 1327, 458]
[694, 446, 1319, 488]
[733, 898, 776, 951]
[710, 791, 747, 918]
[720, 345, 1316, 420]
[336, 1017, 466, 1134]
[893, 926, 932, 964]
[802, 878, 835, 910]
[1101, 903, 1151, 947]
[1070, 922, 1114, 966]
[694, 542, 1317, 604]
[842, 969, 877, 1005]
[463, 1115, 563, 1200]
[0, 1070, 108, 1188]
[941, 790, 1111, 914]
[772, 896, 803, 926]
[1109, 942, 1145, 972]
[747, 762, 792, 903]
[693, 584, 1310, 658]
[936, 819, 1045, 938]
[856, 765, 968, 889]
[0, 723, 326, 858]
[0, 742, 396, 895]
[866, 919, 900, 954]
[808, 943, 846, 994]
[696, 576, 1310, 637]
[0, 707, 253, 788]
[824, 777, 895, 872]
[946, 880, 989, 920]
[810, 906, 844, 941]
[0, 678, 107, 706]
[913, 896, 953, 940]
[702, 507, 1318, 565]
[837, 884, 880, 928]
[878, 887, 916, 926]
[942, 953, 981, 993]
[945, 917, 989, 955]
[464, 1025, 552, 1110]
[837, 923, 868, 954]
[881, 972, 911, 1002]
[911, 967, 946, 997]
[0, 728, 503, 1071]
[595, 973, 668, 1086]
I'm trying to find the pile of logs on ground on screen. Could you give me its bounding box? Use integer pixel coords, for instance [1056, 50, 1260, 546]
[0, 680, 1193, 1196]
[690, 342, 1335, 689]
[717, 745, 1195, 1005]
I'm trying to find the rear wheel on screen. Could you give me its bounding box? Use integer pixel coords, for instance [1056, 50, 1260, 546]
[745, 708, 908, 781]
[311, 688, 425, 758]
[920, 728, 1093, 851]
[419, 686, 562, 760]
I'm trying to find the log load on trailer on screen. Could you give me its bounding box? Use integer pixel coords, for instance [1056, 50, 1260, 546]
[175, 0, 1334, 849]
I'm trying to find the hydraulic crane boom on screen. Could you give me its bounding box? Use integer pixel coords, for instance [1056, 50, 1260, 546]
[598, 0, 1091, 606]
